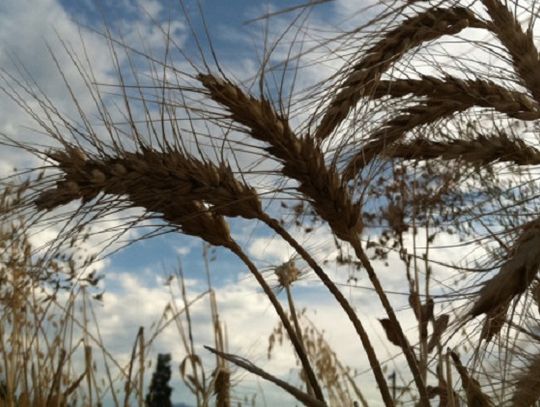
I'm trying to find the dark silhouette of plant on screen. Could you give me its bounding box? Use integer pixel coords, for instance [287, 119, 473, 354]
[146, 353, 173, 407]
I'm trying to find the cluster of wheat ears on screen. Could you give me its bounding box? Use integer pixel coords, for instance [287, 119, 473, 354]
[2, 0, 540, 405]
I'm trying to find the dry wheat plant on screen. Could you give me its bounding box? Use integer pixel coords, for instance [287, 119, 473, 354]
[0, 183, 234, 406]
[2, 0, 540, 405]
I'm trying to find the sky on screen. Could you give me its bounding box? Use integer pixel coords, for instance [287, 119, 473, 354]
[0, 0, 495, 406]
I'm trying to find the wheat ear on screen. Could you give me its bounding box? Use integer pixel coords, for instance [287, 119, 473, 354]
[314, 7, 486, 141]
[482, 0, 540, 103]
[470, 219, 540, 317]
[373, 76, 540, 121]
[343, 101, 465, 180]
[35, 147, 233, 247]
[381, 134, 540, 166]
[512, 353, 540, 407]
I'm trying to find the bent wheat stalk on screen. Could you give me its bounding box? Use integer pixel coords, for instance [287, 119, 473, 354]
[205, 346, 326, 407]
[34, 146, 325, 403]
[199, 73, 430, 406]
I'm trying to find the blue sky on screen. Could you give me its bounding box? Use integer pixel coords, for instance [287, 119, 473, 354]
[0, 0, 475, 406]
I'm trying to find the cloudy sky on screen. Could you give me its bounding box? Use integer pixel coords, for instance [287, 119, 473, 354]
[0, 0, 483, 406]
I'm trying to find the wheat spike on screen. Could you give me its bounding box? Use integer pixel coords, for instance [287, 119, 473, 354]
[199, 73, 362, 241]
[470, 219, 540, 317]
[512, 353, 540, 407]
[381, 133, 540, 166]
[373, 76, 540, 120]
[314, 7, 486, 141]
[482, 0, 540, 103]
[343, 100, 465, 180]
[34, 148, 233, 247]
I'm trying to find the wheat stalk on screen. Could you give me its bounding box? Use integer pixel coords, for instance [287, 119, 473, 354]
[314, 6, 486, 141]
[205, 346, 325, 407]
[199, 73, 433, 406]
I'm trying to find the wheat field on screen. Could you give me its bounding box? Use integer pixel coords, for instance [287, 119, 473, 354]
[1, 0, 540, 405]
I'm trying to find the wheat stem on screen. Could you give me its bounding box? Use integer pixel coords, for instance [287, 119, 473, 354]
[262, 214, 395, 407]
[350, 234, 429, 406]
[227, 242, 325, 403]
